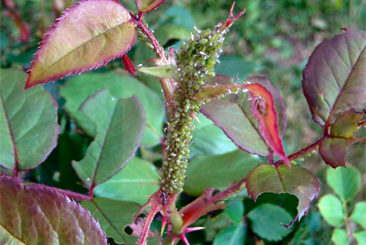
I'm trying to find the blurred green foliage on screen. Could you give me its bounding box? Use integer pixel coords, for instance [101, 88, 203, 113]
[1, 0, 365, 244]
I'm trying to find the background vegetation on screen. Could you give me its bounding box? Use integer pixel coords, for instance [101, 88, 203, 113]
[1, 0, 365, 244]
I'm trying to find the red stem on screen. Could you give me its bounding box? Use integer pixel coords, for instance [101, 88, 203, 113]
[209, 178, 246, 204]
[88, 184, 95, 198]
[13, 164, 18, 178]
[130, 15, 168, 64]
[137, 204, 160, 245]
[129, 13, 175, 116]
[274, 136, 326, 166]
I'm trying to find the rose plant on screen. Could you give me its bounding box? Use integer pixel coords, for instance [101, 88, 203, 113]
[0, 0, 365, 244]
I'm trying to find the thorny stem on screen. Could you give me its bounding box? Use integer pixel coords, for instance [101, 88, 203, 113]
[209, 178, 247, 204]
[137, 204, 160, 245]
[130, 14, 176, 115]
[274, 134, 366, 167]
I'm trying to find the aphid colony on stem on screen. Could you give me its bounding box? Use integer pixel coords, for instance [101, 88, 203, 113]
[160, 22, 234, 195]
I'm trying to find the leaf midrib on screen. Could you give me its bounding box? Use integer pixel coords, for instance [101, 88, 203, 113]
[0, 83, 19, 168]
[33, 21, 132, 82]
[327, 42, 366, 123]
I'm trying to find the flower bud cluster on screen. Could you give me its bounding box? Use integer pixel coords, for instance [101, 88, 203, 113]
[160, 24, 228, 194]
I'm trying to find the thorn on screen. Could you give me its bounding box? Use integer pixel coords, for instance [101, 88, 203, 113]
[184, 227, 205, 233]
[179, 234, 190, 245]
[191, 113, 201, 123]
[171, 235, 177, 245]
[229, 1, 235, 18]
[161, 215, 168, 236]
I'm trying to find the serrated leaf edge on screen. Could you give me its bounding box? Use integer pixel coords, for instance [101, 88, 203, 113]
[25, 0, 136, 89]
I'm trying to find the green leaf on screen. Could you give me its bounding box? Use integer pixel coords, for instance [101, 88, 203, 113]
[224, 198, 244, 225]
[0, 176, 107, 245]
[330, 108, 365, 137]
[350, 202, 366, 228]
[212, 222, 246, 245]
[184, 150, 260, 196]
[331, 228, 349, 245]
[204, 213, 233, 241]
[163, 6, 195, 32]
[190, 113, 238, 158]
[247, 204, 293, 241]
[154, 24, 190, 45]
[0, 226, 25, 245]
[317, 194, 345, 227]
[305, 211, 321, 232]
[72, 90, 145, 188]
[0, 68, 59, 171]
[137, 65, 176, 78]
[59, 72, 164, 147]
[26, 0, 136, 88]
[215, 56, 261, 82]
[303, 29, 366, 126]
[81, 197, 140, 245]
[354, 231, 366, 245]
[326, 165, 361, 201]
[246, 164, 320, 222]
[93, 157, 159, 205]
[0, 31, 9, 49]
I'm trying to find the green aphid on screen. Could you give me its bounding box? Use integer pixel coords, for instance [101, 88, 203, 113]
[200, 39, 208, 44]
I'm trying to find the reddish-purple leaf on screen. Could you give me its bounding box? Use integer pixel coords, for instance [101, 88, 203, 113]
[245, 83, 290, 167]
[201, 76, 287, 158]
[303, 29, 366, 126]
[319, 108, 365, 168]
[26, 0, 136, 89]
[135, 0, 166, 14]
[0, 176, 107, 244]
[319, 138, 355, 168]
[246, 164, 320, 224]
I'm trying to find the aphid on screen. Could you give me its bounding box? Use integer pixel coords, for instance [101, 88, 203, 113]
[253, 96, 267, 117]
[160, 192, 168, 205]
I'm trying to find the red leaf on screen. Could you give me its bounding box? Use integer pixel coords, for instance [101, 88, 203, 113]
[245, 83, 290, 167]
[26, 0, 136, 89]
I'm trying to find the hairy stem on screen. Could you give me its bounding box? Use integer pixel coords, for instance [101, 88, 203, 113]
[130, 14, 176, 114]
[274, 136, 325, 166]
